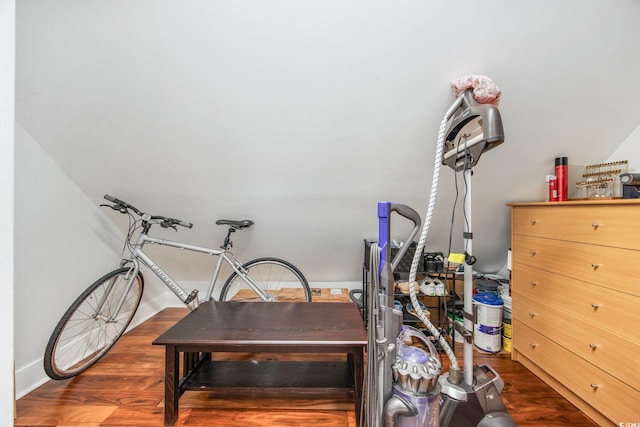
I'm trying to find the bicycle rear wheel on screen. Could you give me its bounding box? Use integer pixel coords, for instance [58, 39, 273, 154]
[44, 267, 144, 380]
[219, 258, 311, 302]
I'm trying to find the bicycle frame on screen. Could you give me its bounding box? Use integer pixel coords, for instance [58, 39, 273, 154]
[138, 232, 274, 302]
[99, 230, 273, 321]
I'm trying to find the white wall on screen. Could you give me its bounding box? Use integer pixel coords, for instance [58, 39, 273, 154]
[14, 125, 170, 396]
[15, 0, 640, 286]
[1, 0, 15, 423]
[607, 124, 640, 172]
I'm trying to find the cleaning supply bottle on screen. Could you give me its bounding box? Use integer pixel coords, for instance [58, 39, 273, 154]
[555, 157, 568, 201]
[546, 175, 558, 201]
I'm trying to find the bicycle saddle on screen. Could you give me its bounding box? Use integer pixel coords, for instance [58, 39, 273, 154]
[216, 219, 254, 230]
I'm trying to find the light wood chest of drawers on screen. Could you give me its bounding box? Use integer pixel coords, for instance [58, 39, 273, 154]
[508, 200, 640, 426]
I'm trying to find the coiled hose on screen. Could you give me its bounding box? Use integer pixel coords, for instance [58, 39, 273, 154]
[406, 93, 466, 371]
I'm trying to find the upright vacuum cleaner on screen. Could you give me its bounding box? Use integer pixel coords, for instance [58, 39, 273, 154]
[364, 84, 517, 426]
[366, 202, 444, 427]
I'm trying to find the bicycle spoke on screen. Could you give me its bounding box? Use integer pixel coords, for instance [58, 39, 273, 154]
[221, 258, 310, 302]
[44, 269, 143, 379]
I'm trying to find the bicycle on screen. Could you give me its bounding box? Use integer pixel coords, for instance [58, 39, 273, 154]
[44, 194, 311, 380]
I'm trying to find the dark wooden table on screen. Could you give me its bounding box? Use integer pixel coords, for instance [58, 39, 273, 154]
[152, 301, 367, 426]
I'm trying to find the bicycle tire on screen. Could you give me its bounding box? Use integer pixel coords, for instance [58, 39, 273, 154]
[219, 258, 311, 302]
[44, 267, 144, 380]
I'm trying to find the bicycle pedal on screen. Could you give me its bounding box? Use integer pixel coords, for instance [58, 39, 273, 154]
[185, 289, 199, 305]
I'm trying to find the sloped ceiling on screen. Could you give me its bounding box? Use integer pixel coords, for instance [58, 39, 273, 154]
[15, 1, 640, 283]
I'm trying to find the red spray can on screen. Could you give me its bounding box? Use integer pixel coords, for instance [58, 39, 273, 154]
[555, 157, 568, 201]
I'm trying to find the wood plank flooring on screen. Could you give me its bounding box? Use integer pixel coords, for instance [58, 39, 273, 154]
[16, 289, 597, 426]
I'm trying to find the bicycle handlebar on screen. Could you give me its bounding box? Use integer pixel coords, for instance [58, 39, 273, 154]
[103, 194, 193, 229]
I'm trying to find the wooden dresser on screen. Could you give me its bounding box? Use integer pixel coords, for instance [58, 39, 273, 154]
[508, 200, 640, 425]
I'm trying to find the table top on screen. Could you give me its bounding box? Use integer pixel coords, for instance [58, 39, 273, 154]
[152, 301, 367, 347]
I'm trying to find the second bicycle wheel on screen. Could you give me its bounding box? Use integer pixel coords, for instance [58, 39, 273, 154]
[219, 257, 311, 302]
[44, 267, 144, 380]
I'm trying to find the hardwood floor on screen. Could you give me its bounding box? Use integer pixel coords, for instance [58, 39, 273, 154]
[16, 289, 597, 426]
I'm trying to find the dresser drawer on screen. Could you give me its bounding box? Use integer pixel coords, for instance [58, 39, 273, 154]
[512, 264, 640, 341]
[513, 293, 640, 388]
[512, 235, 640, 295]
[512, 205, 640, 249]
[513, 320, 640, 423]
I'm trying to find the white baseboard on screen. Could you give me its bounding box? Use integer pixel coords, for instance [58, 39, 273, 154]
[308, 281, 361, 291]
[170, 281, 363, 304]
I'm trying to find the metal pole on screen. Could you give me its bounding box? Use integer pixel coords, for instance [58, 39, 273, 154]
[463, 168, 474, 386]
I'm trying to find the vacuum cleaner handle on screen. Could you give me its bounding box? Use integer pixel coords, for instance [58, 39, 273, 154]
[388, 204, 422, 272]
[476, 364, 505, 394]
[389, 203, 422, 228]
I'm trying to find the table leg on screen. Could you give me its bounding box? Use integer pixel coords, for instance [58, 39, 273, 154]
[164, 345, 179, 426]
[350, 348, 364, 426]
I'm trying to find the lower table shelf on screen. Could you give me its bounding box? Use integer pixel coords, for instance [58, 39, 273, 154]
[182, 360, 355, 392]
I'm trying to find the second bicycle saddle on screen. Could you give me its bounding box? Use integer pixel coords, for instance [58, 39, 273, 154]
[215, 219, 254, 230]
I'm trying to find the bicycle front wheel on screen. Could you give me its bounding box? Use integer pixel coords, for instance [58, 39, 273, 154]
[44, 267, 144, 380]
[219, 258, 311, 302]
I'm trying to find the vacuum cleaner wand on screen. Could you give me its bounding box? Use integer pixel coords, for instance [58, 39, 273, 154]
[442, 90, 505, 171]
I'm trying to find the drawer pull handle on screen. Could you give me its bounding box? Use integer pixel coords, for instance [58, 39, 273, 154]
[530, 343, 537, 349]
[591, 223, 599, 228]
[530, 220, 537, 225]
[589, 344, 598, 350]
[590, 384, 599, 390]
[530, 281, 537, 287]
[530, 250, 537, 256]
[528, 312, 536, 318]
[591, 263, 599, 269]
[591, 303, 600, 310]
